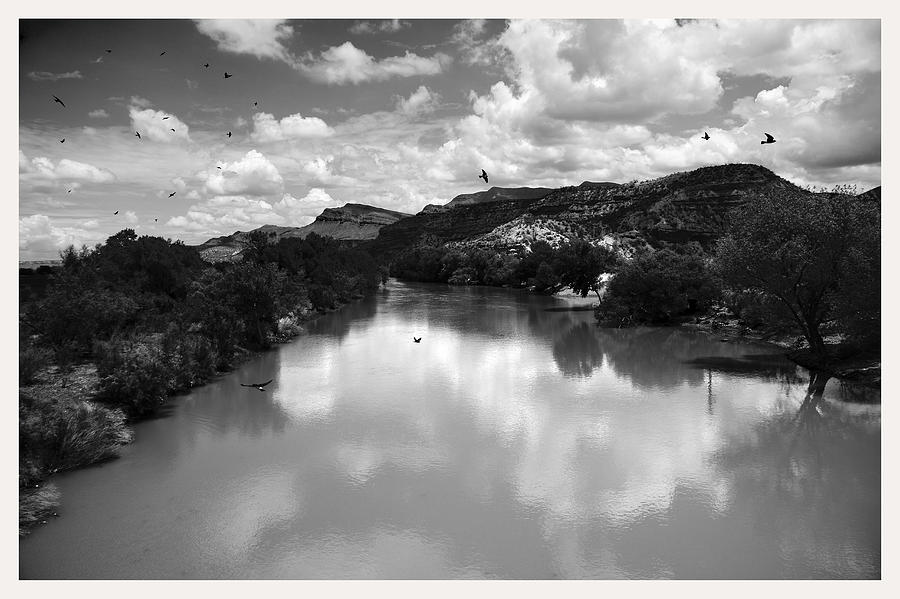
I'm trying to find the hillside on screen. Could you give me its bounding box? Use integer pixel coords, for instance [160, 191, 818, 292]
[196, 203, 411, 262]
[370, 164, 807, 260]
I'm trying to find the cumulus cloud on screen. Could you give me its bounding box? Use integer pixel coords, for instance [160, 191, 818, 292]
[274, 189, 340, 224]
[349, 20, 410, 35]
[129, 105, 191, 143]
[168, 196, 286, 232]
[19, 152, 116, 184]
[195, 19, 295, 62]
[88, 109, 109, 119]
[297, 42, 452, 85]
[251, 112, 334, 142]
[130, 95, 153, 108]
[203, 150, 284, 196]
[19, 214, 104, 259]
[396, 86, 440, 117]
[27, 70, 83, 81]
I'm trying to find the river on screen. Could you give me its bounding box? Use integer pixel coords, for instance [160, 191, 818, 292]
[19, 280, 881, 579]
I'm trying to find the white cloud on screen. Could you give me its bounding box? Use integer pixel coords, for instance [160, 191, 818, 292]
[203, 150, 284, 196]
[274, 189, 340, 224]
[123, 211, 139, 224]
[19, 152, 116, 184]
[195, 19, 294, 62]
[297, 42, 452, 85]
[130, 95, 153, 108]
[349, 20, 410, 35]
[19, 214, 104, 260]
[88, 109, 109, 119]
[396, 86, 440, 117]
[129, 105, 191, 143]
[251, 112, 334, 142]
[28, 70, 83, 82]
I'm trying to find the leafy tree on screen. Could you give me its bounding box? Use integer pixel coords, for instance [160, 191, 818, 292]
[596, 247, 720, 325]
[715, 191, 879, 356]
[554, 239, 618, 300]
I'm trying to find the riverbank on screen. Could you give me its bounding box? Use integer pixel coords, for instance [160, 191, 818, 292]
[18, 292, 370, 537]
[689, 312, 881, 390]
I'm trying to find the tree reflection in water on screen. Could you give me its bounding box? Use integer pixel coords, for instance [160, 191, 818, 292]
[551, 321, 604, 377]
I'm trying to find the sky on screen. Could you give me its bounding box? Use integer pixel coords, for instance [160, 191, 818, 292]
[18, 18, 882, 260]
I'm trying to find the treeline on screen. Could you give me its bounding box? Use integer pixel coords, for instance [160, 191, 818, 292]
[392, 239, 616, 299]
[390, 188, 880, 361]
[19, 229, 384, 532]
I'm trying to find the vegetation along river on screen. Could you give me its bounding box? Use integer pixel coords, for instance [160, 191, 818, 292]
[19, 280, 880, 579]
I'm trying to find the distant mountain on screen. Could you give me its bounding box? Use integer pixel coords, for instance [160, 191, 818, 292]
[196, 203, 411, 262]
[368, 163, 814, 260]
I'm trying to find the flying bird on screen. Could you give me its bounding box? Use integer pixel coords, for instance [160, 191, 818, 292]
[170, 128, 176, 132]
[241, 379, 273, 392]
[168, 192, 176, 198]
[105, 49, 112, 53]
[135, 131, 141, 139]
[160, 51, 166, 56]
[162, 116, 169, 120]
[203, 63, 209, 68]
[413, 337, 422, 343]
[67, 189, 72, 193]
[217, 166, 222, 169]
[253, 101, 258, 107]
[52, 95, 65, 108]
[761, 133, 776, 144]
[154, 218, 158, 222]
[702, 132, 710, 140]
[224, 72, 232, 78]
[113, 210, 119, 215]
[227, 131, 232, 138]
[479, 169, 489, 184]
[59, 138, 65, 143]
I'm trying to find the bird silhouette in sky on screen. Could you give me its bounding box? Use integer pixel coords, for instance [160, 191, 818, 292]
[217, 166, 222, 169]
[113, 210, 119, 215]
[241, 379, 273, 392]
[227, 131, 232, 138]
[52, 95, 65, 108]
[413, 337, 422, 343]
[59, 138, 65, 143]
[761, 133, 776, 144]
[702, 132, 710, 140]
[224, 72, 232, 78]
[67, 189, 72, 193]
[479, 169, 489, 184]
[162, 116, 169, 120]
[154, 218, 158, 222]
[253, 101, 258, 107]
[170, 128, 176, 132]
[168, 192, 176, 198]
[160, 51, 166, 56]
[135, 131, 141, 139]
[105, 49, 112, 53]
[203, 63, 209, 68]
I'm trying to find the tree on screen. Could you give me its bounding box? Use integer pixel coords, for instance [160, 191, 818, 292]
[596, 247, 719, 325]
[715, 191, 879, 357]
[554, 239, 618, 301]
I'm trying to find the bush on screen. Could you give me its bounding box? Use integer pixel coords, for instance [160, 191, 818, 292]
[596, 248, 720, 325]
[20, 390, 132, 481]
[95, 337, 170, 415]
[20, 483, 61, 536]
[19, 343, 49, 386]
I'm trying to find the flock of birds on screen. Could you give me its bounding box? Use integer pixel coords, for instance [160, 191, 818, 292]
[48, 48, 249, 221]
[47, 47, 779, 396]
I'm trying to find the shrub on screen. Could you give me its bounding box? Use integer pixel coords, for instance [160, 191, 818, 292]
[95, 337, 170, 415]
[596, 248, 720, 325]
[20, 483, 61, 536]
[19, 343, 49, 386]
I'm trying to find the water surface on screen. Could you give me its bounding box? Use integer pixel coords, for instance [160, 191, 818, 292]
[19, 281, 880, 579]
